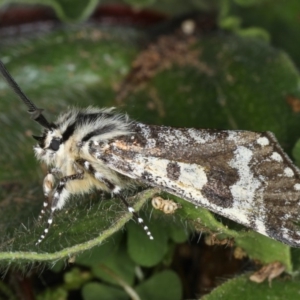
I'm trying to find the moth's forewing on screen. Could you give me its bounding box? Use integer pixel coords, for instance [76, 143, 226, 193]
[95, 123, 300, 247]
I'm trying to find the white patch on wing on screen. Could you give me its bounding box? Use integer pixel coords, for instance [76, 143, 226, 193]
[270, 152, 283, 162]
[257, 137, 269, 146]
[254, 218, 267, 235]
[177, 163, 207, 191]
[227, 131, 239, 142]
[138, 123, 151, 138]
[107, 154, 209, 203]
[225, 146, 263, 225]
[187, 128, 215, 144]
[228, 146, 261, 202]
[158, 129, 176, 144]
[173, 129, 189, 144]
[284, 167, 294, 177]
[294, 183, 300, 191]
[146, 139, 157, 148]
[138, 124, 157, 148]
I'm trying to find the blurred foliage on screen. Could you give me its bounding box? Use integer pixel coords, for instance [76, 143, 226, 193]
[0, 0, 99, 21]
[202, 273, 300, 300]
[0, 1, 300, 299]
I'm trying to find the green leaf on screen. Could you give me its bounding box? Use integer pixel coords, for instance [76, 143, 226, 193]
[125, 34, 300, 152]
[1, 25, 300, 269]
[124, 0, 156, 9]
[292, 139, 300, 167]
[64, 267, 92, 290]
[168, 220, 189, 244]
[230, 0, 300, 66]
[236, 27, 270, 41]
[91, 247, 136, 286]
[202, 274, 300, 300]
[0, 0, 99, 21]
[0, 27, 153, 265]
[234, 0, 268, 6]
[173, 196, 292, 271]
[76, 232, 123, 266]
[219, 15, 242, 30]
[0, 188, 159, 265]
[81, 282, 128, 300]
[36, 287, 68, 300]
[291, 247, 300, 272]
[127, 216, 169, 267]
[135, 270, 182, 300]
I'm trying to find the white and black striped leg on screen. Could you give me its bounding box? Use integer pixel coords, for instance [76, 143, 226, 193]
[35, 172, 84, 245]
[37, 173, 55, 221]
[117, 193, 154, 240]
[38, 168, 63, 221]
[78, 159, 153, 240]
[37, 199, 50, 221]
[77, 159, 121, 194]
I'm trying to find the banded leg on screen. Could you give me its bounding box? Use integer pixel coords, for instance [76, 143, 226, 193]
[78, 157, 153, 240]
[38, 168, 61, 221]
[37, 196, 51, 221]
[118, 193, 154, 240]
[36, 172, 84, 245]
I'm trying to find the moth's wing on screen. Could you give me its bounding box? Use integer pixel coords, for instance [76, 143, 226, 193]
[93, 122, 300, 247]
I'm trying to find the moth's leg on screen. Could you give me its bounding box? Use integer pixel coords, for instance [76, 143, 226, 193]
[38, 168, 61, 221]
[78, 158, 153, 240]
[117, 193, 154, 240]
[36, 171, 84, 245]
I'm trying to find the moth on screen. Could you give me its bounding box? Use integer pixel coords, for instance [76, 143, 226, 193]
[1, 61, 300, 247]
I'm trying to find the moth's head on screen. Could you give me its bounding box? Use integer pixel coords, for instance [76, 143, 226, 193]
[33, 126, 63, 164]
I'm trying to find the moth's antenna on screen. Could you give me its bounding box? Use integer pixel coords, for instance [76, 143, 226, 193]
[0, 60, 52, 129]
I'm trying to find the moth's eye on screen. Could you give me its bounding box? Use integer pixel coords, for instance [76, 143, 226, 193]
[49, 139, 61, 151]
